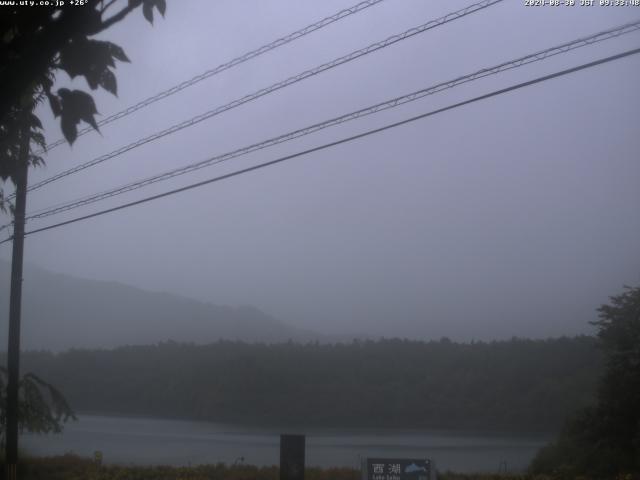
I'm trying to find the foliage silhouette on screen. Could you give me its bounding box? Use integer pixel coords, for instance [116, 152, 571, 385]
[0, 0, 166, 208]
[0, 366, 75, 448]
[530, 285, 640, 476]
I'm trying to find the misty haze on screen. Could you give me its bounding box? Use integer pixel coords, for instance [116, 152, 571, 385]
[0, 0, 638, 479]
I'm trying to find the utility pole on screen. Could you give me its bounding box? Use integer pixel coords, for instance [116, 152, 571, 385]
[5, 121, 30, 480]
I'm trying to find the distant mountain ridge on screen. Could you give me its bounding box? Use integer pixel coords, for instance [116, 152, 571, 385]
[0, 260, 320, 351]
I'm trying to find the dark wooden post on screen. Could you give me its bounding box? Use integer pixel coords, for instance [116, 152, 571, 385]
[280, 434, 305, 480]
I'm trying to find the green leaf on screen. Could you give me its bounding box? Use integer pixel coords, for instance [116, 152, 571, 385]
[84, 70, 101, 90]
[108, 42, 130, 63]
[155, 0, 166, 17]
[28, 112, 42, 130]
[48, 93, 61, 117]
[59, 38, 121, 93]
[60, 114, 77, 145]
[30, 131, 46, 151]
[58, 37, 90, 79]
[29, 154, 44, 167]
[58, 88, 100, 144]
[99, 69, 117, 96]
[142, 1, 154, 24]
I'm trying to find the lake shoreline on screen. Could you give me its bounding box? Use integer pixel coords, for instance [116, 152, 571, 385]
[21, 414, 550, 473]
[73, 410, 558, 438]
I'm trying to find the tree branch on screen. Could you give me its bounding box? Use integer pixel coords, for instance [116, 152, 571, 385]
[98, 2, 139, 32]
[100, 0, 119, 14]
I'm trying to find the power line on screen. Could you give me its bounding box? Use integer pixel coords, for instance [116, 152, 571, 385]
[2, 46, 637, 246]
[40, 0, 389, 153]
[22, 0, 504, 196]
[21, 19, 640, 222]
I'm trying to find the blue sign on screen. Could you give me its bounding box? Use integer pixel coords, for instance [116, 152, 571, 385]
[366, 458, 433, 480]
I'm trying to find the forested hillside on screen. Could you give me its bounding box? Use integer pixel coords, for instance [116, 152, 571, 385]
[15, 337, 600, 432]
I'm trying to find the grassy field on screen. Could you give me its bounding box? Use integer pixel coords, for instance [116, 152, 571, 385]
[3, 454, 637, 480]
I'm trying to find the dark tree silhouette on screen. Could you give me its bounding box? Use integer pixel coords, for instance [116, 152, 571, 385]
[0, 367, 75, 449]
[531, 285, 640, 476]
[0, 0, 166, 208]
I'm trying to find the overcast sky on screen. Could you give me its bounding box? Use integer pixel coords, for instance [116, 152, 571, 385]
[1, 0, 639, 342]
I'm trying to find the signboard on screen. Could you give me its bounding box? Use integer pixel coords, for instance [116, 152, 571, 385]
[365, 458, 433, 480]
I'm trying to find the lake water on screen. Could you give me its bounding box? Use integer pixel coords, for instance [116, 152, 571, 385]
[22, 415, 550, 473]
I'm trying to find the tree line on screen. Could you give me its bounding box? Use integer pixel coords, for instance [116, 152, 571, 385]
[10, 336, 601, 433]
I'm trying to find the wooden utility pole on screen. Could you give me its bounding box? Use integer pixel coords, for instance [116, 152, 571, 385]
[5, 123, 30, 480]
